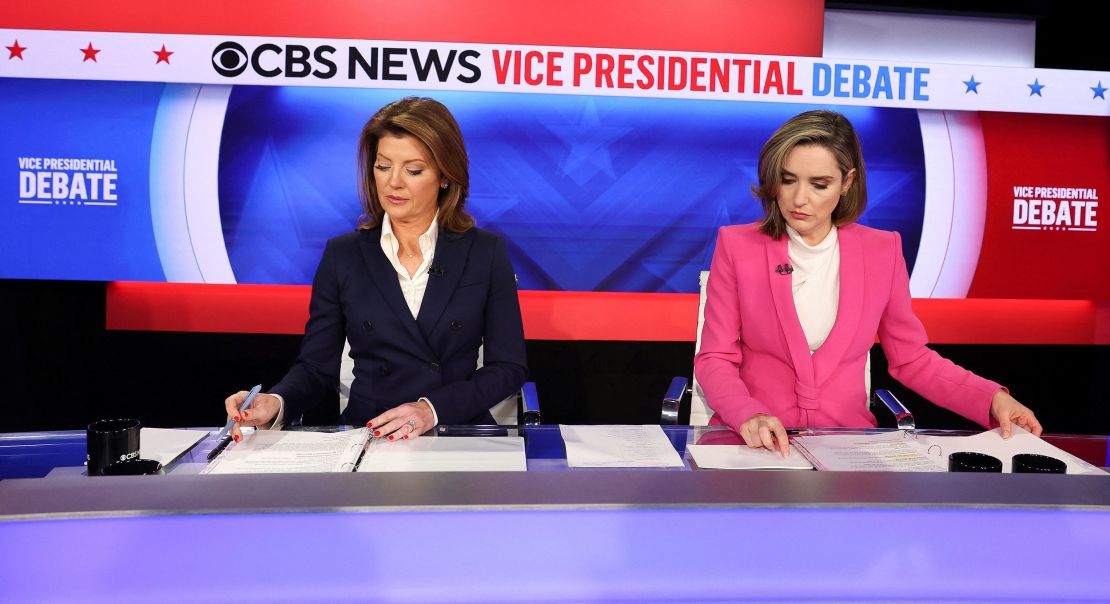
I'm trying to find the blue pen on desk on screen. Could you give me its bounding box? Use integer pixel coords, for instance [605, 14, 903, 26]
[207, 384, 262, 461]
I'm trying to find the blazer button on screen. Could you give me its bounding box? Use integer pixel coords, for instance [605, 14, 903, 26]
[362, 320, 373, 331]
[429, 362, 441, 373]
[450, 320, 462, 330]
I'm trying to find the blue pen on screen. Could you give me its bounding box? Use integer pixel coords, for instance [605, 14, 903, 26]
[208, 384, 262, 460]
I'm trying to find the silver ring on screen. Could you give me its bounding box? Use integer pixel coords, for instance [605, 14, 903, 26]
[405, 419, 417, 431]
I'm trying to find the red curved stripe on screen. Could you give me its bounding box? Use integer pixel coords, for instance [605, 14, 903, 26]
[105, 282, 1101, 344]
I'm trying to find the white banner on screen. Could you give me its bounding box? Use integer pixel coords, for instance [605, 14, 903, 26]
[3, 28, 1109, 115]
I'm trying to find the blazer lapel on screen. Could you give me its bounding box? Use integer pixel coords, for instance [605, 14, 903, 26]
[417, 229, 473, 339]
[812, 224, 864, 385]
[765, 236, 815, 385]
[357, 228, 433, 356]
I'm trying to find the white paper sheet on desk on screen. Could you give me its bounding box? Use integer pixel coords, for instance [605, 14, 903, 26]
[916, 425, 1108, 475]
[560, 425, 684, 468]
[201, 429, 368, 474]
[687, 443, 814, 470]
[140, 428, 208, 466]
[357, 436, 526, 472]
[792, 431, 947, 472]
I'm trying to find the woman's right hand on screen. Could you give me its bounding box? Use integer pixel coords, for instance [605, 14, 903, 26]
[223, 391, 281, 441]
[739, 412, 791, 457]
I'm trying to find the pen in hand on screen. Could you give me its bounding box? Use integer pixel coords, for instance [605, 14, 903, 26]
[208, 384, 262, 461]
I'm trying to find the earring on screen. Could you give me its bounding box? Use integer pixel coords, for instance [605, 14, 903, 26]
[441, 183, 449, 190]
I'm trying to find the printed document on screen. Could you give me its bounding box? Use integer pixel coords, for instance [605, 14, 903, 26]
[357, 436, 526, 472]
[687, 443, 815, 470]
[201, 428, 369, 474]
[792, 431, 947, 472]
[916, 425, 1107, 475]
[560, 425, 685, 468]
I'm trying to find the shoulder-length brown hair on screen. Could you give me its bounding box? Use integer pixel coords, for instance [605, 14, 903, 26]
[356, 97, 474, 232]
[752, 110, 867, 239]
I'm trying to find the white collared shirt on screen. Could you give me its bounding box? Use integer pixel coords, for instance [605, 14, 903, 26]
[786, 225, 840, 353]
[380, 212, 438, 318]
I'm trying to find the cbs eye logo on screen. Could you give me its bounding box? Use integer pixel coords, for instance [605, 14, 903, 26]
[212, 42, 249, 77]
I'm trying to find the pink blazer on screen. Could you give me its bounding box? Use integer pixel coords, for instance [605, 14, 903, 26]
[694, 222, 1000, 430]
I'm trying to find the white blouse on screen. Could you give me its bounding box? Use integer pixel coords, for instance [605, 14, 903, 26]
[786, 225, 840, 353]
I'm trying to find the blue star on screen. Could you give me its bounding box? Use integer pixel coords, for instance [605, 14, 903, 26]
[543, 100, 630, 186]
[963, 76, 981, 94]
[1027, 78, 1045, 97]
[1092, 81, 1107, 100]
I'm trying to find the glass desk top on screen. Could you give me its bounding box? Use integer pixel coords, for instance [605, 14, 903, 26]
[2, 424, 1107, 480]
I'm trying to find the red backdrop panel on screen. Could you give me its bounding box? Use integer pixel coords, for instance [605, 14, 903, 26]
[971, 113, 1110, 300]
[1, 0, 825, 56]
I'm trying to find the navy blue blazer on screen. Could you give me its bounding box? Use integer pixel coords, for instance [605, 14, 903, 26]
[271, 225, 528, 426]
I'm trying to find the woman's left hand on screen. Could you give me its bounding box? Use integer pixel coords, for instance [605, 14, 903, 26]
[989, 390, 1043, 438]
[368, 400, 435, 441]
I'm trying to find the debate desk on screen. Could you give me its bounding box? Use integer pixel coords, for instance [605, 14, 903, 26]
[2, 425, 1109, 603]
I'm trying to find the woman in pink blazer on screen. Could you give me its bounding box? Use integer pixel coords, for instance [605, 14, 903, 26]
[693, 110, 1041, 454]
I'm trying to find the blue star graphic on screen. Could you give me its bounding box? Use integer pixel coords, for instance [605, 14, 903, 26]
[543, 101, 630, 186]
[1092, 81, 1107, 100]
[963, 76, 981, 94]
[1027, 78, 1045, 97]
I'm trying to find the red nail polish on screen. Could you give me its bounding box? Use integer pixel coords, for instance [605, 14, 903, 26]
[366, 421, 374, 428]
[233, 434, 240, 443]
[403, 435, 409, 440]
[243, 410, 249, 418]
[387, 435, 394, 441]
[374, 430, 381, 437]
[233, 416, 240, 422]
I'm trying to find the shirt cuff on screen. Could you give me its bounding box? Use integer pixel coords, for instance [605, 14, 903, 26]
[264, 393, 285, 430]
[418, 397, 439, 427]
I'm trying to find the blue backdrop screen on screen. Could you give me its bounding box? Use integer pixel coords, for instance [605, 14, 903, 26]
[218, 87, 925, 292]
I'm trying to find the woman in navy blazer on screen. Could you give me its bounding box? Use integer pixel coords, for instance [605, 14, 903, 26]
[225, 97, 527, 441]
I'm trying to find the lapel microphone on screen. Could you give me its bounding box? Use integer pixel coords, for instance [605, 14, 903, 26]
[775, 263, 794, 275]
[428, 266, 446, 276]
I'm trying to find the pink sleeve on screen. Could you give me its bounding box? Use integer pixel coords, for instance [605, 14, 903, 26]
[877, 231, 1001, 428]
[693, 228, 771, 429]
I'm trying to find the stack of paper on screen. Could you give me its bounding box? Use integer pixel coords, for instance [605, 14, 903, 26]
[357, 436, 527, 472]
[202, 429, 369, 474]
[560, 425, 684, 468]
[687, 443, 814, 470]
[916, 425, 1107, 475]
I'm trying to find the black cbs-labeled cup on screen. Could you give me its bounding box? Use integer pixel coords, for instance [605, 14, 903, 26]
[86, 418, 141, 476]
[102, 458, 164, 476]
[948, 451, 1003, 473]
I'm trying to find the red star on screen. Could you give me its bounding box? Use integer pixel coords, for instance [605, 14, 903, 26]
[153, 44, 173, 64]
[6, 39, 26, 60]
[81, 42, 100, 62]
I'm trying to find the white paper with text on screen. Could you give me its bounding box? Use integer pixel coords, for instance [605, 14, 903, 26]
[560, 425, 684, 468]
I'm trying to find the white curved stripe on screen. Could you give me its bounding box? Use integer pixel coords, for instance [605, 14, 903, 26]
[910, 110, 955, 297]
[183, 84, 236, 283]
[931, 111, 987, 297]
[149, 84, 204, 282]
[910, 110, 988, 298]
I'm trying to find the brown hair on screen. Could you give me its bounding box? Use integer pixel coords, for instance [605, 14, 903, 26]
[356, 97, 474, 232]
[751, 110, 867, 239]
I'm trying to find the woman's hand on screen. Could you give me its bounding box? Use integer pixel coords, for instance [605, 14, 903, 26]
[368, 400, 435, 441]
[739, 412, 791, 456]
[223, 391, 281, 441]
[990, 390, 1043, 438]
